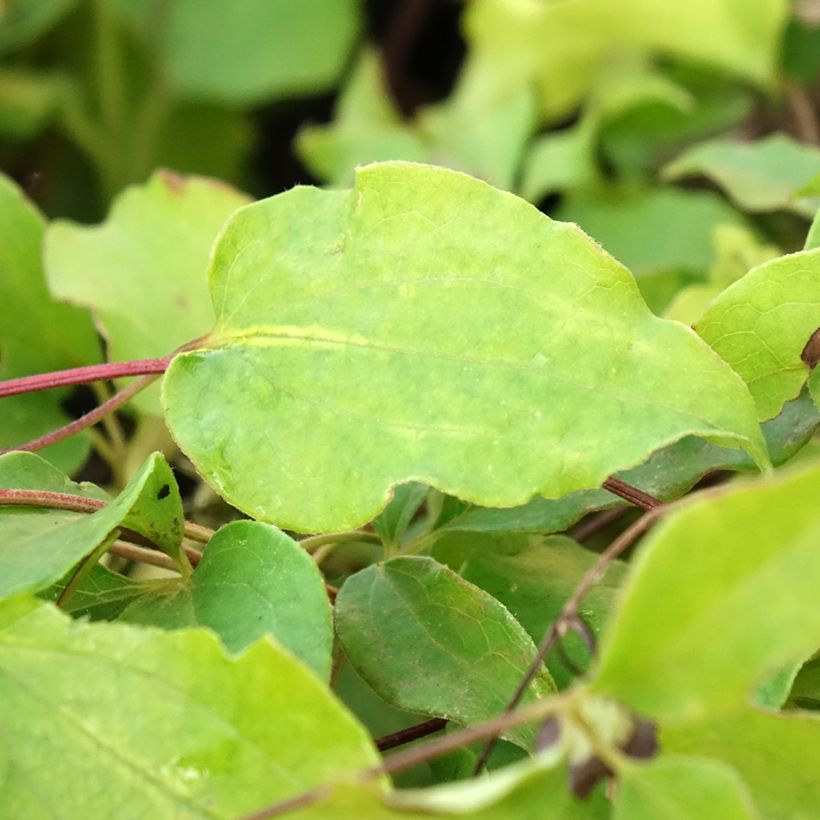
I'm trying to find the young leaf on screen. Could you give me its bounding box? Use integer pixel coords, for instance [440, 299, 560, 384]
[614, 756, 757, 820]
[461, 536, 626, 688]
[335, 556, 555, 750]
[662, 133, 820, 217]
[0, 451, 186, 600]
[662, 706, 820, 818]
[0, 172, 101, 470]
[592, 459, 820, 722]
[119, 520, 333, 678]
[44, 170, 248, 413]
[163, 162, 766, 533]
[695, 247, 820, 420]
[0, 596, 379, 817]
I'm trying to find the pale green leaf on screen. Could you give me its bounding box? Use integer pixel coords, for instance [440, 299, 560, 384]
[0, 451, 185, 599]
[44, 170, 248, 414]
[663, 134, 820, 217]
[0, 173, 101, 470]
[614, 756, 757, 820]
[335, 556, 555, 750]
[461, 536, 626, 688]
[695, 247, 820, 420]
[464, 0, 786, 123]
[163, 162, 766, 533]
[0, 596, 379, 817]
[593, 460, 820, 722]
[119, 520, 333, 678]
[663, 707, 820, 819]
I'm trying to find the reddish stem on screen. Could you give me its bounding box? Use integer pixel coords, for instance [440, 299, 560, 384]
[0, 358, 170, 399]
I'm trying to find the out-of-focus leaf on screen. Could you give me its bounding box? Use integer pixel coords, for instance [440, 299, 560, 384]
[695, 247, 820, 420]
[593, 460, 820, 722]
[0, 0, 75, 54]
[45, 170, 248, 414]
[335, 556, 555, 750]
[787, 655, 820, 710]
[0, 596, 379, 817]
[663, 134, 820, 217]
[119, 520, 333, 678]
[0, 69, 62, 139]
[163, 162, 766, 533]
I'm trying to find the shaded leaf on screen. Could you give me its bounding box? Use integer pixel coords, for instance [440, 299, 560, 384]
[0, 68, 61, 139]
[163, 162, 766, 533]
[0, 451, 186, 600]
[335, 556, 555, 750]
[42, 563, 148, 621]
[663, 133, 820, 217]
[0, 0, 75, 54]
[119, 520, 333, 678]
[373, 482, 429, 548]
[593, 459, 820, 722]
[0, 596, 379, 817]
[695, 247, 820, 420]
[45, 170, 248, 413]
[614, 756, 756, 820]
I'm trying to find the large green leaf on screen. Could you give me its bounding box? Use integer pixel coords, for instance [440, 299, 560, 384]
[335, 556, 555, 750]
[0, 173, 101, 470]
[461, 536, 626, 688]
[119, 520, 333, 678]
[695, 247, 820, 420]
[592, 459, 820, 722]
[614, 756, 756, 820]
[0, 451, 186, 600]
[118, 0, 360, 104]
[163, 162, 766, 533]
[464, 0, 786, 123]
[0, 596, 379, 817]
[663, 134, 820, 217]
[663, 707, 820, 819]
[44, 170, 248, 414]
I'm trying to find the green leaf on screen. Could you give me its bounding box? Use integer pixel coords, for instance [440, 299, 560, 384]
[335, 556, 555, 750]
[614, 756, 757, 820]
[44, 170, 248, 414]
[0, 596, 379, 817]
[120, 0, 360, 105]
[0, 451, 186, 600]
[461, 536, 626, 688]
[806, 205, 820, 251]
[163, 162, 766, 533]
[593, 459, 820, 722]
[42, 563, 148, 621]
[0, 0, 75, 54]
[0, 172, 101, 470]
[695, 247, 820, 420]
[373, 483, 429, 548]
[811, 369, 820, 412]
[663, 707, 820, 818]
[788, 654, 820, 710]
[663, 133, 820, 217]
[464, 0, 786, 123]
[119, 520, 333, 678]
[0, 68, 61, 140]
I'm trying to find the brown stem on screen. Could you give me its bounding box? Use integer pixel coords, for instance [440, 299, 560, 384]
[0, 358, 170, 399]
[471, 506, 667, 775]
[0, 373, 161, 455]
[601, 477, 662, 511]
[109, 540, 180, 570]
[375, 718, 447, 752]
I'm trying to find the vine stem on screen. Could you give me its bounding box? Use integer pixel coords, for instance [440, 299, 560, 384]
[471, 504, 668, 775]
[0, 358, 170, 399]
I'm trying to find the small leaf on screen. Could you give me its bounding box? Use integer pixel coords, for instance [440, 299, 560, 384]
[0, 451, 185, 600]
[372, 482, 429, 547]
[163, 162, 766, 533]
[119, 520, 333, 678]
[663, 133, 820, 217]
[44, 170, 248, 414]
[593, 459, 820, 722]
[696, 247, 820, 420]
[0, 597, 379, 817]
[335, 556, 555, 750]
[663, 706, 820, 818]
[614, 756, 757, 820]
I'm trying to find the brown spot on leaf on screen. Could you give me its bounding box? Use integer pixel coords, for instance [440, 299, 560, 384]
[801, 327, 820, 368]
[157, 169, 187, 195]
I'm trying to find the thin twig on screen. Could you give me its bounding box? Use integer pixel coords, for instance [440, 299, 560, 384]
[375, 718, 447, 752]
[0, 358, 170, 399]
[601, 477, 662, 510]
[472, 506, 667, 775]
[569, 506, 630, 543]
[298, 530, 380, 552]
[109, 540, 179, 570]
[0, 373, 161, 455]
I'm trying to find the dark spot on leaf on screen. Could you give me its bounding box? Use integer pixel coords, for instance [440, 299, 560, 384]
[157, 484, 171, 500]
[801, 327, 820, 368]
[620, 716, 659, 760]
[568, 755, 613, 799]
